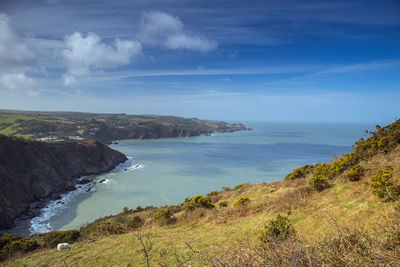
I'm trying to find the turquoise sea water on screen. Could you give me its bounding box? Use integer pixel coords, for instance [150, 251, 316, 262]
[12, 121, 375, 235]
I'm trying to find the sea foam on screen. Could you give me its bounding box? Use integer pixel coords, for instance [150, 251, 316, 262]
[29, 179, 96, 234]
[29, 158, 143, 234]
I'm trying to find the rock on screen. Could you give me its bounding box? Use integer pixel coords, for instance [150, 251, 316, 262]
[77, 178, 91, 185]
[98, 179, 106, 183]
[57, 243, 71, 251]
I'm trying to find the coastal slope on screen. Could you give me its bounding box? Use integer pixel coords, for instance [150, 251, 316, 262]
[2, 120, 400, 266]
[0, 135, 127, 230]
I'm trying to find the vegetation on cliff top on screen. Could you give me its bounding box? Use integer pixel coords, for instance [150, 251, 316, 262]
[2, 119, 400, 266]
[0, 110, 248, 144]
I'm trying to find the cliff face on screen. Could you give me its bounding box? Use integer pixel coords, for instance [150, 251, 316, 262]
[0, 135, 127, 230]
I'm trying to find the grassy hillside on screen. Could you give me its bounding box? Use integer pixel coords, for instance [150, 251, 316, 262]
[0, 110, 248, 143]
[2, 120, 400, 266]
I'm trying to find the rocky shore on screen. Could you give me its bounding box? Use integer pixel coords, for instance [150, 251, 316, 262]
[0, 135, 127, 231]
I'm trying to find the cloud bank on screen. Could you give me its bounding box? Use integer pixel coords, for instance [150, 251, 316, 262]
[61, 32, 142, 86]
[138, 11, 217, 52]
[0, 13, 37, 92]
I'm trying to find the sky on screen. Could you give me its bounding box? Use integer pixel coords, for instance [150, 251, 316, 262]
[0, 0, 399, 123]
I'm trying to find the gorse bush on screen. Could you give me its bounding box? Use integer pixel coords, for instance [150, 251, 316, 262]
[219, 201, 228, 208]
[302, 120, 400, 186]
[43, 230, 81, 247]
[0, 235, 39, 261]
[371, 169, 399, 200]
[233, 196, 250, 207]
[353, 122, 400, 159]
[260, 213, 296, 243]
[184, 195, 215, 212]
[285, 165, 314, 180]
[346, 165, 364, 181]
[153, 209, 175, 225]
[329, 153, 358, 178]
[309, 164, 330, 191]
[0, 235, 20, 250]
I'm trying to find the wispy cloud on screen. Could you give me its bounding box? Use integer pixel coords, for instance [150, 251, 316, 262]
[138, 11, 217, 52]
[316, 59, 400, 74]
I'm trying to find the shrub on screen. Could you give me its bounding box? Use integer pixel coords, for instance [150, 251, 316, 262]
[83, 222, 127, 238]
[233, 196, 250, 207]
[128, 216, 143, 229]
[219, 201, 228, 208]
[134, 206, 144, 212]
[153, 209, 175, 225]
[309, 164, 330, 191]
[0, 235, 21, 250]
[353, 122, 400, 160]
[222, 186, 231, 191]
[43, 230, 81, 247]
[122, 206, 131, 214]
[329, 153, 357, 177]
[346, 165, 364, 181]
[0, 237, 39, 261]
[260, 214, 296, 243]
[371, 169, 399, 200]
[285, 165, 314, 180]
[184, 195, 215, 212]
[207, 191, 219, 197]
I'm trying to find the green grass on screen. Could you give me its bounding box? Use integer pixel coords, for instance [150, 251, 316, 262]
[3, 118, 400, 266]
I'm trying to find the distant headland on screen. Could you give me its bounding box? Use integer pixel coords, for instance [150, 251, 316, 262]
[0, 109, 250, 144]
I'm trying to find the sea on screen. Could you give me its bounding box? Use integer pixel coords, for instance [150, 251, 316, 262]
[6, 121, 375, 236]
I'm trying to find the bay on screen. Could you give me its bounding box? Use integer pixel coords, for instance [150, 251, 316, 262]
[18, 121, 376, 234]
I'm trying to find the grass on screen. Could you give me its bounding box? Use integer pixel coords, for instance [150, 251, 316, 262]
[3, 122, 400, 266]
[4, 152, 398, 266]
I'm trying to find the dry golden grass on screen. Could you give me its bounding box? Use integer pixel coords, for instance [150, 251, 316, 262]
[3, 146, 400, 266]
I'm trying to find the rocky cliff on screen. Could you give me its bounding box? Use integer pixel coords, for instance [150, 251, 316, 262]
[0, 135, 127, 230]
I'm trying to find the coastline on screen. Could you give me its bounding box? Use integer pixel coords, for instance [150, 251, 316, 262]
[1, 157, 132, 237]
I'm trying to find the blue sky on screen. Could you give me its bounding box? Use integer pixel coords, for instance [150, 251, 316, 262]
[0, 0, 399, 123]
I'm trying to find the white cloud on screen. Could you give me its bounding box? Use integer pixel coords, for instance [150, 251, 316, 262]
[61, 32, 142, 86]
[0, 73, 35, 90]
[0, 13, 36, 72]
[0, 13, 38, 94]
[61, 74, 77, 87]
[138, 11, 217, 52]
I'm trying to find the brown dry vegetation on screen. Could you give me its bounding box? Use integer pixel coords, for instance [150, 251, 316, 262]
[2, 121, 400, 266]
